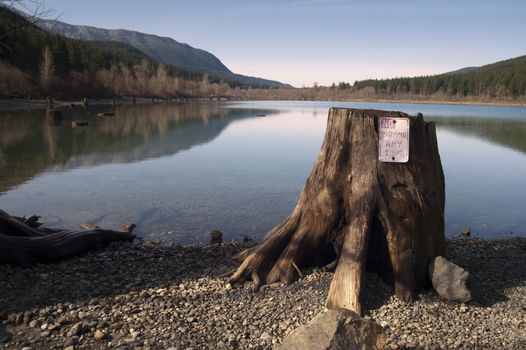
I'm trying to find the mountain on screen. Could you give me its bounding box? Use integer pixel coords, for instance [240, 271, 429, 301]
[353, 55, 526, 98]
[38, 19, 290, 88]
[38, 20, 231, 74]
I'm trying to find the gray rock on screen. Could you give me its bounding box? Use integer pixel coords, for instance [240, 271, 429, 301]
[275, 309, 386, 350]
[429, 256, 471, 303]
[66, 322, 84, 337]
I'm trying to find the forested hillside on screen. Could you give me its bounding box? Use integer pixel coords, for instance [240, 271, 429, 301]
[38, 19, 289, 88]
[0, 6, 282, 99]
[352, 56, 526, 99]
[38, 20, 232, 74]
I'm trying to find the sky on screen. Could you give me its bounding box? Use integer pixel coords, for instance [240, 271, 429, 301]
[26, 0, 526, 87]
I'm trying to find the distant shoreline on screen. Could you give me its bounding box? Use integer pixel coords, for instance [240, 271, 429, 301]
[338, 97, 526, 107]
[1, 96, 525, 112]
[0, 97, 171, 111]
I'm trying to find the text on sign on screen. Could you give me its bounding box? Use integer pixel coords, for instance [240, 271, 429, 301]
[378, 117, 410, 163]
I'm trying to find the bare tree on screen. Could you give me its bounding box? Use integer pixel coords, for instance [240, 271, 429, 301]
[0, 0, 55, 53]
[0, 0, 54, 21]
[39, 45, 55, 91]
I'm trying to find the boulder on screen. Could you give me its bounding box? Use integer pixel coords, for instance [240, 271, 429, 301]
[275, 309, 386, 350]
[429, 256, 471, 302]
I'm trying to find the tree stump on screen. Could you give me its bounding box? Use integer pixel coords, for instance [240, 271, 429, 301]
[230, 108, 446, 314]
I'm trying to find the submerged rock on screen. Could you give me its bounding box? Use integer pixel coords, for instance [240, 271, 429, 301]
[209, 230, 223, 244]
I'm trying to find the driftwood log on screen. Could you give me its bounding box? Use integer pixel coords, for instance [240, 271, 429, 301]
[230, 108, 446, 314]
[0, 209, 135, 265]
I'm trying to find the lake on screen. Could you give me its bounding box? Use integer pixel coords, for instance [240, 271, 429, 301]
[1, 101, 525, 243]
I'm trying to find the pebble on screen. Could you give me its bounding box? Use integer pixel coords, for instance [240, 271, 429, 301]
[66, 322, 84, 337]
[0, 238, 524, 349]
[94, 329, 106, 341]
[260, 332, 271, 340]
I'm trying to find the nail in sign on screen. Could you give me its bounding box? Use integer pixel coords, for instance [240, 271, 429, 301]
[379, 117, 410, 163]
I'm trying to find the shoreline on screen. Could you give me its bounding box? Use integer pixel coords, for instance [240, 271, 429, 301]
[1, 96, 525, 112]
[340, 97, 526, 107]
[0, 97, 171, 111]
[1, 237, 525, 349]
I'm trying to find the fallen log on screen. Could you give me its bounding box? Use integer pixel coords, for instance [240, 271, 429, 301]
[96, 112, 115, 117]
[0, 209, 135, 265]
[72, 120, 89, 127]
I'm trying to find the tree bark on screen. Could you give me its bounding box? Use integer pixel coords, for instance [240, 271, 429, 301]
[0, 209, 135, 265]
[230, 108, 446, 314]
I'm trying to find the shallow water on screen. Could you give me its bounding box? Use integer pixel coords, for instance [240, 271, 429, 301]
[1, 101, 525, 242]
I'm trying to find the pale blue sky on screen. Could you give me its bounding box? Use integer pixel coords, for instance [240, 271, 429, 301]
[34, 0, 526, 86]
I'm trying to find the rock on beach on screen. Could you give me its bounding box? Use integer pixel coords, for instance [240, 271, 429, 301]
[429, 256, 472, 302]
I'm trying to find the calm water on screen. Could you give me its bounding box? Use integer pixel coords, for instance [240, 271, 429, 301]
[1, 101, 525, 242]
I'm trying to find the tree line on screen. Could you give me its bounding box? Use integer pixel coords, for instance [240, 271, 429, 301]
[352, 56, 526, 99]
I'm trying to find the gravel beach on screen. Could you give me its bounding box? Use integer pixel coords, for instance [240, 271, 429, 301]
[1, 237, 525, 349]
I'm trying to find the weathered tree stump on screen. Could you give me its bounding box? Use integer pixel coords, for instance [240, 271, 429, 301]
[230, 108, 445, 314]
[0, 209, 135, 266]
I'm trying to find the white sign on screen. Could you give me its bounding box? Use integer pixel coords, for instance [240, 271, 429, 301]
[378, 117, 410, 163]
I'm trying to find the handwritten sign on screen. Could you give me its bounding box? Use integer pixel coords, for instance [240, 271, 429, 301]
[379, 117, 410, 163]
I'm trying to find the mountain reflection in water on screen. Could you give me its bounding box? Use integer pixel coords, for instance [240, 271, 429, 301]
[0, 103, 275, 194]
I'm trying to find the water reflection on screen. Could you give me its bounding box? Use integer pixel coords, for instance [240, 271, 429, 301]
[230, 100, 526, 154]
[0, 103, 275, 194]
[431, 117, 526, 155]
[0, 101, 525, 241]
